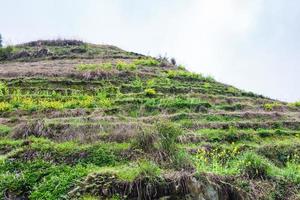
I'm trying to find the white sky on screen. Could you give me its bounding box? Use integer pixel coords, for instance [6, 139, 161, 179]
[1, 0, 299, 102]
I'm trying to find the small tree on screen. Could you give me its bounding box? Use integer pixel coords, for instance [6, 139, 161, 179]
[0, 34, 2, 47]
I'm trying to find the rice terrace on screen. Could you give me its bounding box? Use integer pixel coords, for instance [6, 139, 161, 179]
[0, 40, 299, 199]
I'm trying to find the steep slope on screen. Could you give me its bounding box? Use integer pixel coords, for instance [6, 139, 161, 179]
[0, 40, 299, 200]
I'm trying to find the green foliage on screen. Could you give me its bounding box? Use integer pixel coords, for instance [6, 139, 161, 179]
[29, 164, 90, 200]
[156, 121, 182, 153]
[133, 58, 159, 66]
[288, 101, 300, 108]
[226, 87, 239, 95]
[166, 69, 203, 79]
[76, 63, 113, 71]
[0, 46, 14, 60]
[0, 125, 11, 137]
[0, 81, 8, 96]
[133, 127, 157, 153]
[136, 160, 161, 180]
[116, 60, 137, 70]
[279, 162, 300, 184]
[77, 61, 137, 72]
[235, 152, 272, 179]
[264, 102, 281, 111]
[0, 102, 13, 112]
[0, 34, 2, 48]
[144, 88, 156, 97]
[177, 65, 186, 70]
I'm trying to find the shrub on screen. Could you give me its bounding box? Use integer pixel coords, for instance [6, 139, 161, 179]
[20, 98, 37, 111]
[39, 100, 64, 110]
[144, 88, 156, 97]
[116, 61, 136, 71]
[288, 101, 300, 108]
[133, 58, 159, 66]
[0, 46, 14, 60]
[264, 102, 281, 111]
[0, 102, 13, 112]
[226, 87, 239, 95]
[166, 70, 203, 80]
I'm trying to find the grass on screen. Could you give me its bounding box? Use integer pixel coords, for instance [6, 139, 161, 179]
[0, 125, 11, 137]
[0, 40, 299, 199]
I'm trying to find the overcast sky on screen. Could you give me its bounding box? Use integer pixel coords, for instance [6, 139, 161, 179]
[1, 0, 299, 102]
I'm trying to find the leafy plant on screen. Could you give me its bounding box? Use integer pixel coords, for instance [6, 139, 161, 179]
[264, 102, 281, 111]
[144, 88, 156, 97]
[116, 60, 137, 71]
[133, 58, 159, 66]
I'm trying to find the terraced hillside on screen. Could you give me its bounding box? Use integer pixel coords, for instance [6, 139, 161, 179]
[0, 40, 299, 200]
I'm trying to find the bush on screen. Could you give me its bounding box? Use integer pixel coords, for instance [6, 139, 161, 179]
[144, 88, 156, 97]
[166, 70, 203, 80]
[264, 102, 281, 111]
[0, 102, 13, 112]
[0, 46, 14, 60]
[288, 101, 300, 108]
[116, 61, 136, 71]
[133, 58, 159, 66]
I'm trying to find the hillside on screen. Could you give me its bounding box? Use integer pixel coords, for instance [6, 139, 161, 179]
[0, 40, 299, 200]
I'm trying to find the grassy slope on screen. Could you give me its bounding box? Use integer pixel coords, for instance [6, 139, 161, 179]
[0, 40, 300, 200]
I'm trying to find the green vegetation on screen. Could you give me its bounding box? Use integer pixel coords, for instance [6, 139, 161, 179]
[0, 46, 14, 60]
[0, 40, 299, 199]
[76, 63, 113, 71]
[133, 58, 159, 66]
[264, 102, 282, 111]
